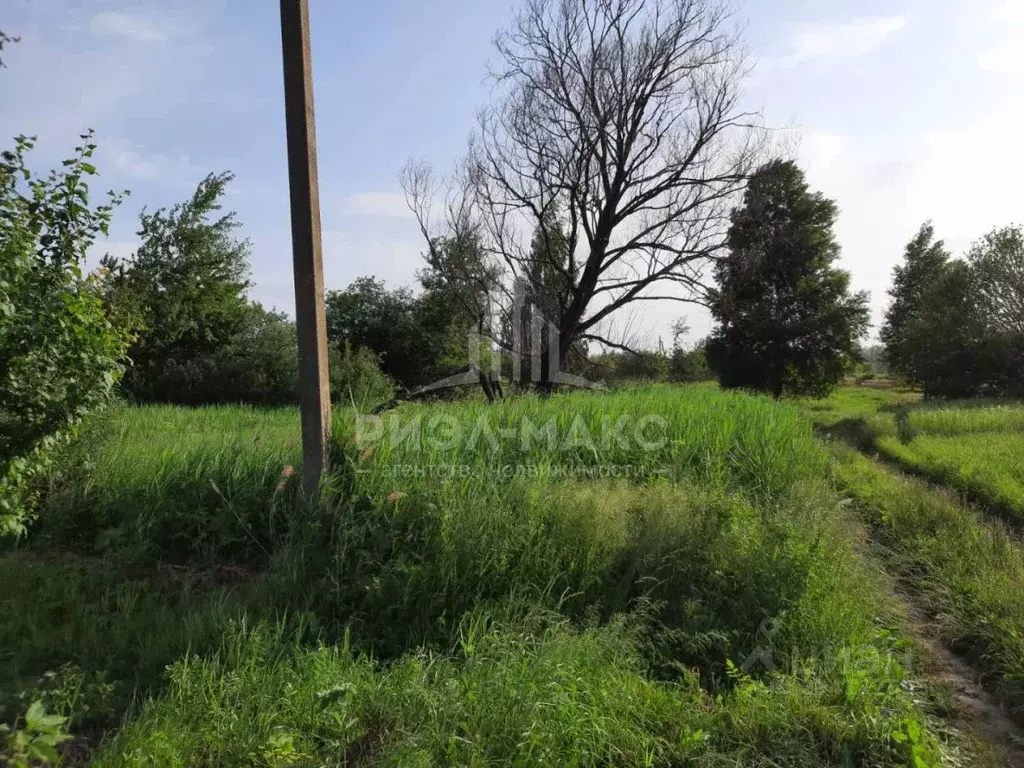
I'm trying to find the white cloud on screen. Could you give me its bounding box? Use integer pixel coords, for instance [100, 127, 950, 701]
[786, 93, 1024, 341]
[800, 133, 845, 173]
[322, 230, 423, 289]
[760, 17, 907, 71]
[339, 192, 414, 220]
[913, 114, 1024, 239]
[112, 148, 158, 178]
[89, 11, 171, 43]
[990, 0, 1024, 23]
[979, 2, 1024, 74]
[979, 44, 1024, 74]
[99, 139, 197, 183]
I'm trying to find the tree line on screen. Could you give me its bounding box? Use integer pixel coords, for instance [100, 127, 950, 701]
[4, 0, 1024, 536]
[881, 222, 1024, 399]
[98, 172, 398, 408]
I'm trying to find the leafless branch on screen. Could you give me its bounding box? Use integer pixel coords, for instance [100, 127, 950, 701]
[403, 0, 766, 379]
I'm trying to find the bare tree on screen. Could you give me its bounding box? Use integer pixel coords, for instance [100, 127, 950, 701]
[405, 0, 764, 384]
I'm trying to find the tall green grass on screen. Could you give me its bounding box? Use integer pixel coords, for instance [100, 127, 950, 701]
[272, 475, 891, 679]
[878, 434, 1024, 522]
[94, 614, 936, 768]
[2, 385, 953, 766]
[0, 552, 241, 702]
[38, 386, 829, 563]
[348, 385, 829, 502]
[793, 387, 919, 431]
[826, 441, 1024, 718]
[863, 402, 1024, 524]
[898, 402, 1024, 436]
[274, 386, 871, 670]
[39, 405, 303, 562]
[798, 388, 1024, 525]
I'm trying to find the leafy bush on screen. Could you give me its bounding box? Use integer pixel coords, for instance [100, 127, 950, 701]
[129, 303, 304, 407]
[584, 351, 671, 385]
[329, 341, 394, 408]
[2, 663, 117, 734]
[100, 174, 395, 408]
[0, 700, 69, 768]
[101, 172, 255, 406]
[0, 134, 129, 536]
[325, 276, 476, 391]
[669, 345, 713, 383]
[200, 304, 301, 405]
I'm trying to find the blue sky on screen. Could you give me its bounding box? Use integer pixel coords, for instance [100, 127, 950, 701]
[4, 0, 1023, 345]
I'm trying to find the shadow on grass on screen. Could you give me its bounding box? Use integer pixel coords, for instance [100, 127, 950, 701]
[814, 418, 876, 453]
[868, 402, 918, 445]
[816, 417, 1024, 533]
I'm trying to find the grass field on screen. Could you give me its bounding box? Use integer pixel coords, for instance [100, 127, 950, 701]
[795, 386, 1024, 755]
[799, 388, 1024, 526]
[868, 405, 1024, 525]
[826, 442, 1024, 718]
[5, 384, 1023, 765]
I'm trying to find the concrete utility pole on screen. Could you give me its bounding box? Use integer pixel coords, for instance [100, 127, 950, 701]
[280, 0, 332, 493]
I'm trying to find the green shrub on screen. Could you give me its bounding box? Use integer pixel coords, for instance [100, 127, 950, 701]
[102, 172, 254, 406]
[585, 351, 670, 385]
[0, 134, 129, 536]
[669, 345, 713, 383]
[1, 663, 116, 733]
[0, 700, 69, 768]
[325, 276, 477, 391]
[149, 304, 303, 407]
[329, 341, 395, 409]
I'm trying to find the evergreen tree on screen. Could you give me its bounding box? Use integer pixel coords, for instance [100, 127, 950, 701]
[417, 227, 498, 336]
[525, 206, 572, 327]
[880, 223, 950, 383]
[900, 260, 986, 398]
[706, 160, 870, 398]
